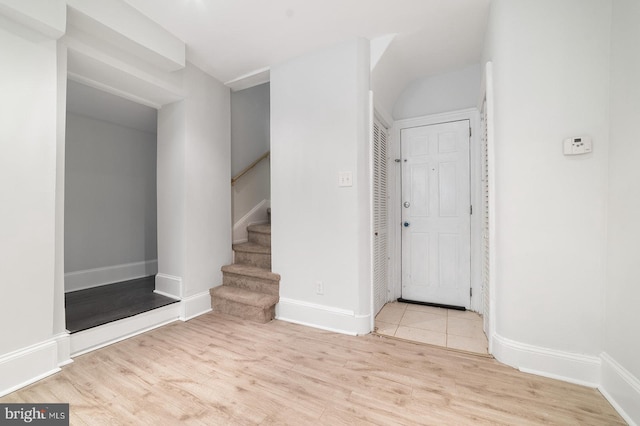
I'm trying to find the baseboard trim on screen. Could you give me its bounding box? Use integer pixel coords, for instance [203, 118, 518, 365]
[53, 332, 72, 367]
[492, 333, 601, 387]
[276, 298, 371, 336]
[70, 303, 180, 357]
[233, 199, 270, 244]
[155, 273, 182, 299]
[0, 339, 61, 397]
[65, 260, 158, 292]
[181, 291, 212, 321]
[599, 352, 640, 425]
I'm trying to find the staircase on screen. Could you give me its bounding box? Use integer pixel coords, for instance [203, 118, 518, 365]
[210, 223, 280, 323]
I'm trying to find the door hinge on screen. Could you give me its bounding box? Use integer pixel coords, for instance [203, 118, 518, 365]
[469, 127, 472, 137]
[470, 288, 473, 297]
[470, 205, 473, 215]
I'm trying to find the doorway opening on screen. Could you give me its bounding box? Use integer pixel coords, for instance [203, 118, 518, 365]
[388, 109, 484, 313]
[376, 107, 488, 352]
[230, 82, 271, 244]
[63, 80, 177, 333]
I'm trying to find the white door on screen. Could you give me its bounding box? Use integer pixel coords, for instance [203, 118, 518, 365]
[401, 120, 471, 308]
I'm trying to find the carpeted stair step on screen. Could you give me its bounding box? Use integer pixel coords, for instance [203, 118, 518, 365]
[221, 264, 280, 296]
[247, 223, 271, 247]
[233, 242, 271, 269]
[210, 286, 278, 323]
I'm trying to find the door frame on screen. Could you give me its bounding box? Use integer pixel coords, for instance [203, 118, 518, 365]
[389, 108, 482, 313]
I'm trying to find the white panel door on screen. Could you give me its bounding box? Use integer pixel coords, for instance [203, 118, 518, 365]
[401, 120, 471, 308]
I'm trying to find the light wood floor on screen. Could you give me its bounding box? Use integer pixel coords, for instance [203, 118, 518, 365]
[1, 313, 624, 425]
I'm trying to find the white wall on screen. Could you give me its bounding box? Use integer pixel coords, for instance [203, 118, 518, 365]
[157, 63, 232, 317]
[64, 0, 183, 109]
[371, 42, 409, 121]
[393, 64, 481, 120]
[0, 0, 65, 38]
[0, 0, 65, 393]
[0, 13, 57, 355]
[484, 0, 611, 381]
[183, 63, 232, 300]
[604, 0, 640, 422]
[231, 83, 270, 176]
[66, 0, 184, 71]
[64, 112, 157, 284]
[54, 42, 68, 360]
[271, 38, 371, 334]
[157, 101, 185, 281]
[231, 82, 270, 225]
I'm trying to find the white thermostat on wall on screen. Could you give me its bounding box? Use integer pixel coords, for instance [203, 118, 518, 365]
[563, 136, 593, 155]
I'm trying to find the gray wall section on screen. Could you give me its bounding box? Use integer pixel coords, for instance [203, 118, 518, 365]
[231, 82, 271, 224]
[231, 83, 270, 176]
[64, 112, 158, 273]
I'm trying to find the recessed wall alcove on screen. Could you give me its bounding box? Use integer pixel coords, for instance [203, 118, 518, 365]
[56, 1, 231, 356]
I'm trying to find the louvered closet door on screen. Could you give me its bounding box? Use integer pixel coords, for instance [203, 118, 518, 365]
[373, 118, 389, 316]
[481, 99, 491, 335]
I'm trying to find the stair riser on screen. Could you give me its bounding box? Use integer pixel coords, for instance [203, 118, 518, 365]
[223, 273, 279, 296]
[234, 251, 271, 269]
[211, 296, 275, 323]
[248, 231, 270, 247]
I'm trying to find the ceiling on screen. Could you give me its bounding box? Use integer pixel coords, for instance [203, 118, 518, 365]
[123, 0, 490, 99]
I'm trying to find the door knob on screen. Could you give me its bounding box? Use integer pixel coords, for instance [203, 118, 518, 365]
[403, 201, 410, 208]
[403, 222, 410, 227]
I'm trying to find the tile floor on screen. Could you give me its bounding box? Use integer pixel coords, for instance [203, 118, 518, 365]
[374, 301, 489, 355]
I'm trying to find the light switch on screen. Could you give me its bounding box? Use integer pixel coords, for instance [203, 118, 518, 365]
[338, 171, 353, 187]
